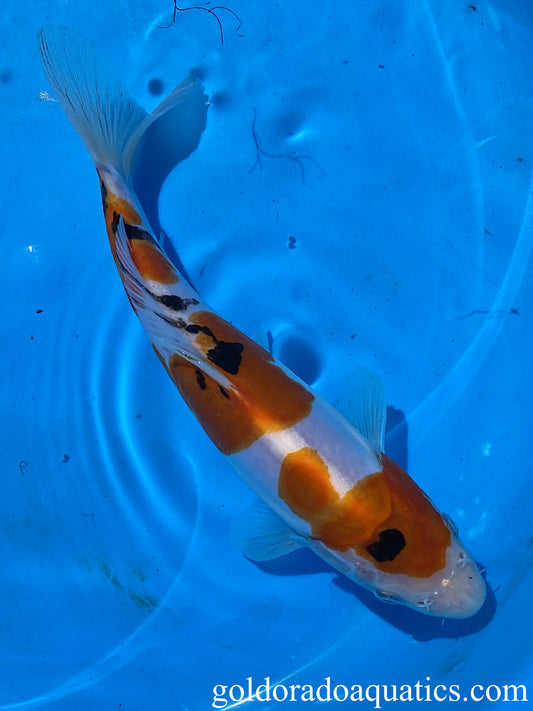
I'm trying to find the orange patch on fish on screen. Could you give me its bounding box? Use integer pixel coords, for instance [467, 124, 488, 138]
[277, 449, 389, 547]
[353, 455, 451, 577]
[278, 448, 339, 518]
[128, 239, 179, 284]
[103, 188, 142, 227]
[278, 449, 450, 578]
[166, 312, 314, 455]
[316, 472, 392, 549]
[167, 354, 266, 455]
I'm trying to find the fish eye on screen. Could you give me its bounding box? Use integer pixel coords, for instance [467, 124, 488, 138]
[367, 528, 406, 562]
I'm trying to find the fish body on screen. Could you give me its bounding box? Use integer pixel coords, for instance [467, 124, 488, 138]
[38, 27, 486, 618]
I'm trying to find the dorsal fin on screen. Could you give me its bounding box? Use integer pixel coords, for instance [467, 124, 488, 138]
[328, 366, 387, 454]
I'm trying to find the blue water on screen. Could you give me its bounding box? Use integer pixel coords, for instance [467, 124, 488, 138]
[2, 0, 533, 708]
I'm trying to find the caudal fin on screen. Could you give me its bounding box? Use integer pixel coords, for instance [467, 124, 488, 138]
[38, 26, 207, 176]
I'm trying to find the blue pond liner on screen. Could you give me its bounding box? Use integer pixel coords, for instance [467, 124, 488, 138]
[2, 0, 532, 708]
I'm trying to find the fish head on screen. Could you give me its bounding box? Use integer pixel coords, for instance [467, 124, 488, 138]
[315, 454, 486, 618]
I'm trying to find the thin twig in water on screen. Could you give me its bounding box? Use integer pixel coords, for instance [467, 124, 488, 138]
[158, 1, 243, 44]
[249, 108, 324, 183]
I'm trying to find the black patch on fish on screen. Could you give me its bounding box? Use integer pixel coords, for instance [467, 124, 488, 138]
[184, 323, 244, 375]
[195, 370, 207, 390]
[124, 223, 153, 242]
[111, 211, 120, 234]
[367, 529, 406, 562]
[185, 323, 214, 338]
[157, 294, 199, 311]
[219, 386, 230, 399]
[207, 340, 243, 375]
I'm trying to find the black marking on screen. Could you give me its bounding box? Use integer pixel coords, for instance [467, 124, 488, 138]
[186, 323, 215, 338]
[100, 181, 108, 213]
[195, 370, 207, 390]
[367, 529, 406, 563]
[219, 386, 230, 399]
[111, 211, 120, 234]
[185, 323, 243, 375]
[157, 294, 199, 311]
[207, 340, 243, 375]
[150, 310, 184, 328]
[124, 223, 154, 242]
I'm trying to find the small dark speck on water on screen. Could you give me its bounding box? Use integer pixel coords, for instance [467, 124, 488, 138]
[0, 69, 13, 83]
[61, 454, 70, 463]
[147, 78, 164, 96]
[36, 309, 43, 314]
[288, 236, 297, 249]
[19, 460, 28, 475]
[378, 64, 385, 69]
[135, 413, 142, 419]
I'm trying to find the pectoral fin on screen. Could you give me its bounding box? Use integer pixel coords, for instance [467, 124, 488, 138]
[231, 498, 306, 561]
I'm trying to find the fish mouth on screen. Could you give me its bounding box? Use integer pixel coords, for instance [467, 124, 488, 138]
[409, 541, 486, 619]
[312, 536, 487, 619]
[364, 538, 486, 619]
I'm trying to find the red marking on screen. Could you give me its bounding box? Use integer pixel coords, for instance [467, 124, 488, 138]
[278, 449, 451, 578]
[166, 312, 314, 455]
[129, 239, 178, 284]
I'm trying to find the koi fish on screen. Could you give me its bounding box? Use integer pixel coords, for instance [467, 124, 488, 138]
[38, 26, 486, 618]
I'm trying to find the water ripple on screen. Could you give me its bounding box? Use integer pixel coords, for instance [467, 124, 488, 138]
[1, 254, 203, 708]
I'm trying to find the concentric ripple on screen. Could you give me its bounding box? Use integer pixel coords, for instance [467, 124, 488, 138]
[1, 252, 206, 708]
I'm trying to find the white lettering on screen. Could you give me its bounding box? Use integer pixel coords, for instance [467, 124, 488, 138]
[212, 685, 227, 710]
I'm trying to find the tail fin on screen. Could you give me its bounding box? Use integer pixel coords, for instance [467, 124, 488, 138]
[38, 26, 207, 176]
